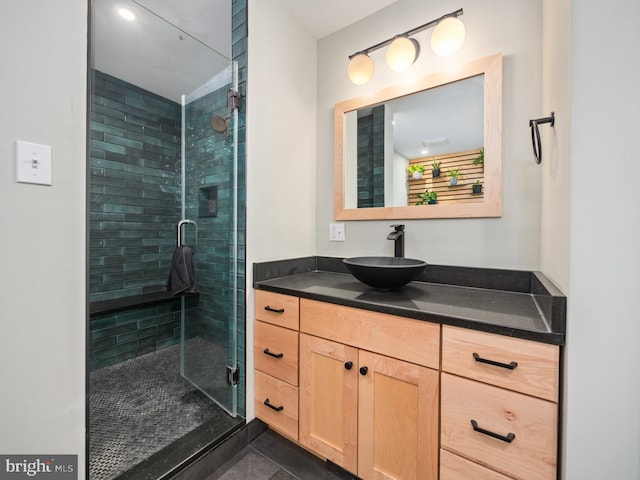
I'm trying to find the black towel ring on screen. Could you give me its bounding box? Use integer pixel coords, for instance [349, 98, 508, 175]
[529, 112, 555, 164]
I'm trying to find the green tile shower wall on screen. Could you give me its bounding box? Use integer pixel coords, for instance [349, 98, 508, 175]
[88, 0, 247, 415]
[89, 300, 181, 371]
[357, 104, 385, 208]
[90, 70, 182, 303]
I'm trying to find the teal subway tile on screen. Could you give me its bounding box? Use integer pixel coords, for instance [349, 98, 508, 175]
[104, 98, 144, 117]
[105, 340, 141, 358]
[90, 356, 117, 371]
[103, 204, 144, 214]
[90, 315, 117, 330]
[91, 139, 126, 155]
[91, 321, 137, 341]
[156, 338, 180, 349]
[105, 133, 143, 151]
[93, 336, 117, 351]
[92, 122, 126, 137]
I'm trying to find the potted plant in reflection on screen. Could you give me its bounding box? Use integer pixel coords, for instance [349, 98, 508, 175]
[416, 189, 437, 205]
[447, 168, 462, 186]
[473, 147, 484, 167]
[431, 160, 441, 177]
[407, 164, 426, 180]
[472, 180, 482, 194]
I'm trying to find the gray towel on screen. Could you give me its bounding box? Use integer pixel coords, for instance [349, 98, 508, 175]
[165, 245, 197, 295]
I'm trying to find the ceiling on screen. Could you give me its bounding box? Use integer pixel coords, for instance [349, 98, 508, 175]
[280, 0, 400, 39]
[93, 0, 398, 102]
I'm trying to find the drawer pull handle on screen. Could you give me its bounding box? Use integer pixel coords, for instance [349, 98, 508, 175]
[263, 348, 284, 359]
[265, 305, 285, 313]
[359, 366, 368, 376]
[471, 419, 516, 443]
[263, 398, 284, 412]
[344, 361, 353, 370]
[473, 352, 518, 370]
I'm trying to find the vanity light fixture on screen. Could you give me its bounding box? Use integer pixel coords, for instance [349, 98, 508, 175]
[347, 8, 464, 85]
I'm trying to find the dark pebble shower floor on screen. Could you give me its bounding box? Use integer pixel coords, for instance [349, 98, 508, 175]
[89, 343, 243, 480]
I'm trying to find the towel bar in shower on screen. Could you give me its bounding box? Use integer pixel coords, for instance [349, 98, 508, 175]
[177, 219, 197, 247]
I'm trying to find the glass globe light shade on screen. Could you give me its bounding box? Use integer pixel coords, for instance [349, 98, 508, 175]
[385, 36, 420, 72]
[431, 16, 465, 56]
[348, 54, 374, 85]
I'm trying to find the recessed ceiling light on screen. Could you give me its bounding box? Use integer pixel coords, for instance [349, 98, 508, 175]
[422, 137, 449, 146]
[118, 8, 136, 21]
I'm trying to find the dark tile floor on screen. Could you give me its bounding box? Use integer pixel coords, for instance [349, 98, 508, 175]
[205, 429, 358, 480]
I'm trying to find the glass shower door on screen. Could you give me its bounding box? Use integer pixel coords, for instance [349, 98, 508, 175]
[180, 60, 239, 416]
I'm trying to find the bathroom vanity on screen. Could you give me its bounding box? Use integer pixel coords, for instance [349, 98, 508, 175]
[253, 257, 565, 480]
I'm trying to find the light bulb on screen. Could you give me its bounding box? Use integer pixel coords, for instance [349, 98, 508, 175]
[431, 16, 465, 56]
[348, 54, 374, 85]
[386, 37, 420, 72]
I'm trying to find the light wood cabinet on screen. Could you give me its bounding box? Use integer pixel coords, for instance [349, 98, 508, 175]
[254, 291, 300, 441]
[254, 293, 561, 480]
[440, 449, 514, 480]
[255, 289, 300, 330]
[357, 350, 439, 480]
[442, 325, 559, 402]
[299, 334, 358, 473]
[441, 326, 560, 480]
[299, 299, 440, 479]
[254, 320, 299, 386]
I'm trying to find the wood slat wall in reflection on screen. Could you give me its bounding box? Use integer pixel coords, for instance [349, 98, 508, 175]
[408, 148, 484, 205]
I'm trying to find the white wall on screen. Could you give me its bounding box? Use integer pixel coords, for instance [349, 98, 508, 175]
[563, 0, 640, 477]
[245, 0, 317, 419]
[541, 0, 571, 293]
[0, 0, 87, 475]
[316, 0, 543, 269]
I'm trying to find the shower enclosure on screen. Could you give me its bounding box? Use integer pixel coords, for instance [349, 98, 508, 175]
[88, 0, 244, 478]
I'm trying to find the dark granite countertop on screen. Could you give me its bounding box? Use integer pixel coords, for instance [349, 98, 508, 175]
[253, 257, 566, 345]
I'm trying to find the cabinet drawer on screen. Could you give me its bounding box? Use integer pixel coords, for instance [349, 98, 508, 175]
[441, 373, 557, 480]
[442, 325, 559, 402]
[255, 290, 299, 330]
[300, 298, 440, 369]
[254, 321, 299, 386]
[255, 370, 298, 442]
[440, 449, 514, 480]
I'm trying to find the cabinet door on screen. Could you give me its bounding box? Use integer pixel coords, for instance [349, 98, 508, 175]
[299, 334, 358, 475]
[358, 351, 439, 480]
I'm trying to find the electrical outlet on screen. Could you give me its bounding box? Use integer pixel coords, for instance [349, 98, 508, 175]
[329, 223, 345, 241]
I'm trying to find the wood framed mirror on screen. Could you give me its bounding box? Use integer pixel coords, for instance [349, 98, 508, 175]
[334, 53, 502, 220]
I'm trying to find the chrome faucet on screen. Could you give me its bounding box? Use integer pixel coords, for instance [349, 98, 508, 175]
[387, 224, 405, 257]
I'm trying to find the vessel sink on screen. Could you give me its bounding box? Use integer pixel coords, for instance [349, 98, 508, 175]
[343, 256, 428, 289]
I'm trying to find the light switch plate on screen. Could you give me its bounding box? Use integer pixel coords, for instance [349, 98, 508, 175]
[16, 140, 52, 185]
[329, 223, 345, 241]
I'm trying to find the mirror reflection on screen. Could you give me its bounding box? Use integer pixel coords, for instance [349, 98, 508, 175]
[343, 75, 484, 209]
[334, 53, 503, 220]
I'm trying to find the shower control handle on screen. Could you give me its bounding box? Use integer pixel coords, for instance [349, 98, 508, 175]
[263, 348, 284, 359]
[264, 306, 285, 314]
[263, 398, 284, 412]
